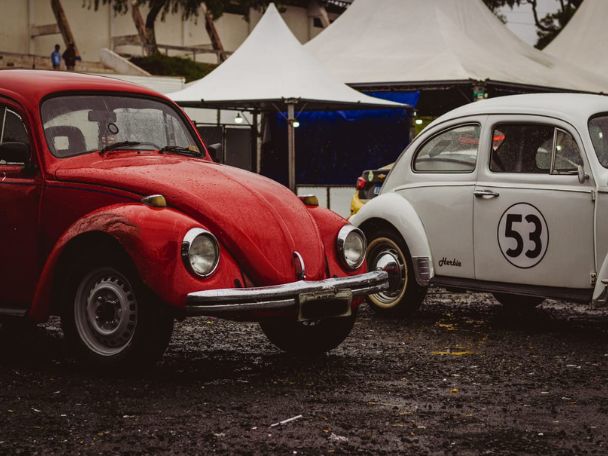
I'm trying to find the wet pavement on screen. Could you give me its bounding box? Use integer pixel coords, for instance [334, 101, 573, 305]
[0, 291, 607, 455]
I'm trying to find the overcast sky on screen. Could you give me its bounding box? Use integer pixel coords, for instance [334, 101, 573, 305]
[500, 0, 561, 45]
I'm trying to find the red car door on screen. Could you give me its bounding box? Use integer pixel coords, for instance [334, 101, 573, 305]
[0, 104, 42, 315]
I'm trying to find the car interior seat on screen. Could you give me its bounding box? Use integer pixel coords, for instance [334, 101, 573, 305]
[45, 126, 87, 157]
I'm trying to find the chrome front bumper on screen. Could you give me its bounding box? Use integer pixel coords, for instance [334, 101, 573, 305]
[185, 270, 389, 319]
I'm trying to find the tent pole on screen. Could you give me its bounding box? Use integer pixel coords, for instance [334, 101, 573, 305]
[287, 103, 296, 193]
[257, 113, 265, 174]
[251, 112, 258, 173]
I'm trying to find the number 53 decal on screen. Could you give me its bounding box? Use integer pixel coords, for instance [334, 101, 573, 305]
[497, 203, 549, 269]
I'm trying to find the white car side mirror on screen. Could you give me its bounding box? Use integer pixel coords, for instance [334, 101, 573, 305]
[577, 165, 589, 184]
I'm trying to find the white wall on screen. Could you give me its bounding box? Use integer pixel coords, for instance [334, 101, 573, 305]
[0, 0, 329, 64]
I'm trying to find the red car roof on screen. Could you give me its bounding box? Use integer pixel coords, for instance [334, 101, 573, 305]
[0, 70, 166, 107]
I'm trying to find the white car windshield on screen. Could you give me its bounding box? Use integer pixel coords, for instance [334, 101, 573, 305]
[41, 95, 201, 158]
[589, 115, 608, 168]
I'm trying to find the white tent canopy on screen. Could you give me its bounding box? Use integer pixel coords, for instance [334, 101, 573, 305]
[544, 0, 608, 91]
[168, 3, 403, 111]
[169, 3, 404, 191]
[305, 0, 608, 93]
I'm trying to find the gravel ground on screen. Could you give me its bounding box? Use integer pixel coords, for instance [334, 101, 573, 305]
[1, 291, 607, 455]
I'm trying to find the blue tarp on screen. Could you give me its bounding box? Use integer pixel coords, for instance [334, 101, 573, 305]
[262, 91, 420, 186]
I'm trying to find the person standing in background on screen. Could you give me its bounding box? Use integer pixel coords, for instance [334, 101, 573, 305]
[62, 43, 81, 71]
[51, 44, 61, 70]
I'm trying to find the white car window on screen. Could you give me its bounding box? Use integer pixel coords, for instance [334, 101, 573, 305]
[491, 124, 554, 173]
[554, 129, 583, 174]
[0, 108, 30, 165]
[589, 115, 608, 168]
[491, 124, 581, 175]
[413, 124, 479, 173]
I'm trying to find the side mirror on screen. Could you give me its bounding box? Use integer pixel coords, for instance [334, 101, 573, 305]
[577, 165, 589, 184]
[0, 142, 29, 165]
[207, 143, 223, 162]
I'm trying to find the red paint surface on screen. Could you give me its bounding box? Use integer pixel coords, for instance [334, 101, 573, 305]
[0, 71, 363, 322]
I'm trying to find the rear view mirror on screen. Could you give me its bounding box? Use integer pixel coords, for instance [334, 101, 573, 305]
[88, 110, 117, 123]
[207, 143, 223, 162]
[0, 142, 29, 164]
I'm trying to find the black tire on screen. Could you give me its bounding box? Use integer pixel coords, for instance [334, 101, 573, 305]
[493, 293, 544, 310]
[365, 228, 427, 316]
[61, 254, 174, 370]
[259, 315, 356, 355]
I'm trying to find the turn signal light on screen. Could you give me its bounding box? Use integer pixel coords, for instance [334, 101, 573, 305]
[141, 194, 167, 208]
[299, 195, 319, 206]
[356, 177, 367, 190]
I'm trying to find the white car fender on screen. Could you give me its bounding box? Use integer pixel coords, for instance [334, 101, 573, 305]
[350, 192, 434, 285]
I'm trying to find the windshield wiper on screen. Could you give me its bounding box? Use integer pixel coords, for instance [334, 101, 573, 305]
[100, 141, 142, 155]
[159, 145, 202, 157]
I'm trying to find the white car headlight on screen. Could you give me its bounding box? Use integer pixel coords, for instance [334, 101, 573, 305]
[182, 228, 220, 277]
[337, 225, 366, 270]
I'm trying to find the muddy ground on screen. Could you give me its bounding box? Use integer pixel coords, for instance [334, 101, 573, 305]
[0, 291, 607, 455]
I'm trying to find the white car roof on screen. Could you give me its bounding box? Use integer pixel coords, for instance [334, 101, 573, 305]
[430, 93, 608, 129]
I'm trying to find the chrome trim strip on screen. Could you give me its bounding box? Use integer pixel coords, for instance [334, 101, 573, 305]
[189, 299, 295, 315]
[471, 183, 592, 195]
[185, 270, 389, 316]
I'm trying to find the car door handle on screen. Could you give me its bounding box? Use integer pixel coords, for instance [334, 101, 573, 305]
[474, 189, 500, 198]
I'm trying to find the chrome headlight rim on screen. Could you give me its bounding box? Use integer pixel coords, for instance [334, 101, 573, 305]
[336, 225, 366, 270]
[181, 228, 220, 278]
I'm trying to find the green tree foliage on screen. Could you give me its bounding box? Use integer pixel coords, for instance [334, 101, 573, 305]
[83, 0, 322, 76]
[131, 54, 217, 82]
[482, 0, 582, 49]
[86, 0, 316, 22]
[84, 0, 318, 54]
[85, 1, 228, 54]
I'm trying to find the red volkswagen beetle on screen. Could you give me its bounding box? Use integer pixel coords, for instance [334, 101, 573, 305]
[0, 71, 392, 368]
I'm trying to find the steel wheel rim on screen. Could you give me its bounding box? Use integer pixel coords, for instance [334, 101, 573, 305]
[74, 268, 138, 357]
[367, 237, 407, 309]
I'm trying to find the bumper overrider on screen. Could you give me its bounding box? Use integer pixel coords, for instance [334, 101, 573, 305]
[186, 270, 390, 321]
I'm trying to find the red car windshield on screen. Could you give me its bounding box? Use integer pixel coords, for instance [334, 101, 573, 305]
[41, 95, 201, 158]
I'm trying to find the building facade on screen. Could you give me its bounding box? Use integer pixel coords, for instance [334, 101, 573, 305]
[0, 0, 336, 67]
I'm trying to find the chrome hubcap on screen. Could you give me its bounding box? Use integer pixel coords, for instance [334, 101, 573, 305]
[374, 251, 402, 292]
[74, 269, 138, 356]
[367, 238, 407, 308]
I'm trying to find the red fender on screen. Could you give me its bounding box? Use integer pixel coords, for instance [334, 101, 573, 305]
[29, 204, 242, 322]
[306, 206, 368, 310]
[306, 206, 368, 277]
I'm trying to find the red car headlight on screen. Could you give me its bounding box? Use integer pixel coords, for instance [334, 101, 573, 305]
[336, 225, 366, 270]
[182, 228, 220, 277]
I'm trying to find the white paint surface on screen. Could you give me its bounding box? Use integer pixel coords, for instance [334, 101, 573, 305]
[306, 0, 608, 92]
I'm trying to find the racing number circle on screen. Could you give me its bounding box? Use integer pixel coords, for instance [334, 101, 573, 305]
[497, 203, 548, 269]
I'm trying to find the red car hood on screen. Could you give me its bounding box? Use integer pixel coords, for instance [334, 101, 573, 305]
[54, 154, 327, 285]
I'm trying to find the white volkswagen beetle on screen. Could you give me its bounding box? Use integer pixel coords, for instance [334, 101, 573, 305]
[351, 93, 608, 315]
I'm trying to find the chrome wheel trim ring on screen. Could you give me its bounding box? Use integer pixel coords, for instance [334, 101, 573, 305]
[74, 268, 138, 357]
[367, 237, 408, 309]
